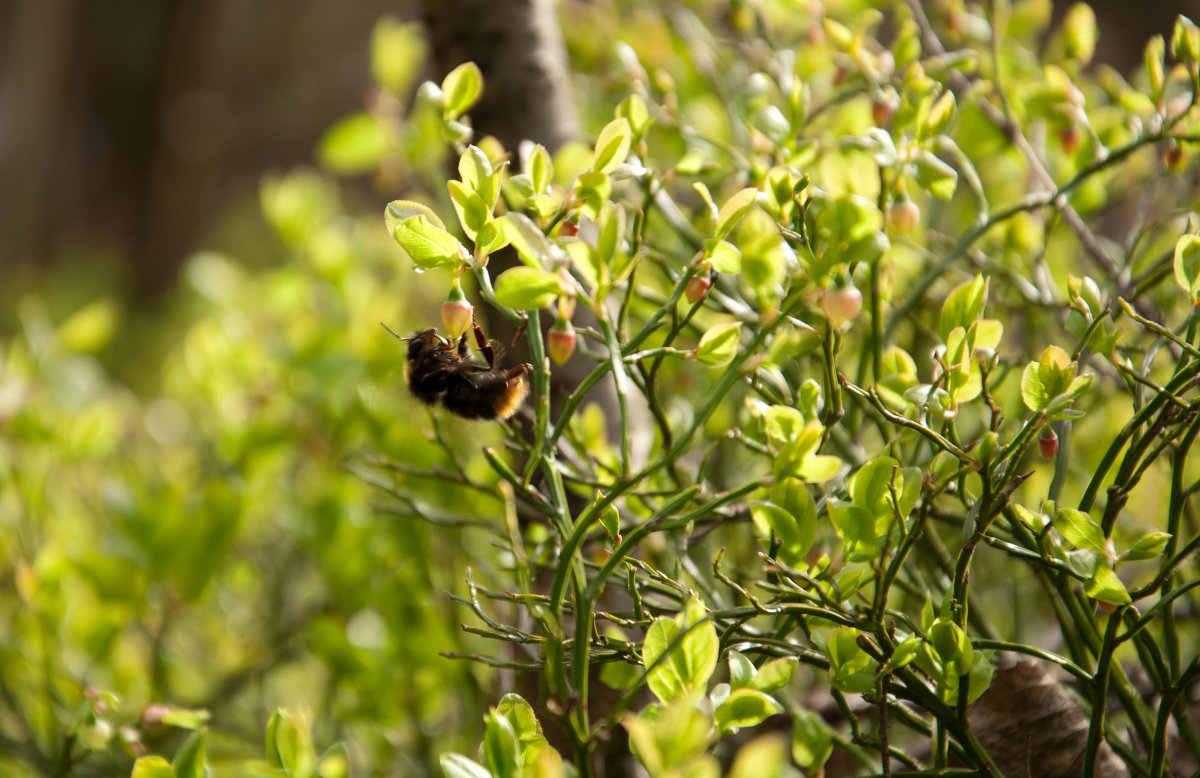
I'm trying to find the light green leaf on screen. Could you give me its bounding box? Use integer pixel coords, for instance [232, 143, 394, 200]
[171, 730, 207, 778]
[459, 145, 499, 207]
[705, 239, 743, 274]
[729, 735, 787, 778]
[1123, 532, 1171, 562]
[763, 405, 806, 448]
[316, 744, 351, 778]
[716, 187, 760, 240]
[385, 200, 447, 234]
[317, 112, 389, 175]
[1173, 234, 1200, 302]
[1054, 508, 1105, 552]
[792, 708, 834, 769]
[728, 651, 756, 689]
[715, 689, 783, 734]
[442, 62, 483, 120]
[939, 275, 988, 341]
[371, 18, 426, 95]
[57, 299, 118, 353]
[527, 144, 553, 194]
[441, 753, 494, 778]
[696, 322, 742, 366]
[448, 181, 489, 241]
[131, 757, 176, 778]
[616, 93, 651, 135]
[481, 711, 519, 778]
[592, 118, 633, 174]
[393, 216, 468, 269]
[493, 267, 561, 310]
[748, 657, 798, 693]
[499, 213, 553, 268]
[913, 149, 958, 199]
[1087, 564, 1131, 605]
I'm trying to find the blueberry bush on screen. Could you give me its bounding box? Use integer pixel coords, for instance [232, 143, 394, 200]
[2, 2, 1199, 778]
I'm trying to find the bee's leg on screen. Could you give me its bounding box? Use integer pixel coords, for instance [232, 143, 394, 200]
[473, 321, 495, 368]
[457, 331, 469, 358]
[504, 363, 532, 381]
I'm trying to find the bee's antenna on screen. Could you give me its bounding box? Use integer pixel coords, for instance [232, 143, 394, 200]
[380, 322, 406, 341]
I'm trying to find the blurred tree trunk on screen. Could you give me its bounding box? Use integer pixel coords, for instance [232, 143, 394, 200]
[421, 0, 578, 153]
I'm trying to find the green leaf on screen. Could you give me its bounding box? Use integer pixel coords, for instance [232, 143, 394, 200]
[459, 146, 499, 207]
[763, 405, 806, 448]
[1123, 532, 1171, 562]
[596, 203, 626, 266]
[751, 502, 815, 566]
[1173, 234, 1200, 303]
[386, 199, 446, 233]
[392, 216, 467, 270]
[442, 62, 483, 120]
[928, 619, 964, 665]
[317, 112, 389, 175]
[475, 220, 509, 257]
[828, 500, 875, 558]
[159, 708, 211, 730]
[616, 93, 651, 135]
[643, 618, 686, 703]
[792, 708, 834, 769]
[1054, 508, 1105, 552]
[493, 267, 561, 310]
[371, 18, 426, 96]
[716, 187, 760, 240]
[1145, 35, 1166, 99]
[696, 322, 742, 366]
[448, 181, 490, 241]
[440, 753, 494, 778]
[526, 144, 553, 194]
[715, 689, 783, 734]
[1087, 564, 1132, 605]
[887, 635, 923, 672]
[131, 757, 176, 778]
[1172, 14, 1200, 62]
[495, 693, 551, 766]
[56, 298, 118, 353]
[748, 657, 798, 693]
[826, 628, 874, 693]
[768, 477, 818, 560]
[1061, 2, 1097, 63]
[316, 743, 351, 778]
[499, 213, 553, 269]
[913, 149, 958, 199]
[592, 118, 633, 174]
[939, 275, 988, 342]
[171, 729, 207, 778]
[705, 239, 742, 274]
[728, 651, 756, 689]
[481, 711, 519, 778]
[925, 90, 956, 136]
[728, 735, 787, 778]
[643, 600, 718, 704]
[267, 710, 314, 773]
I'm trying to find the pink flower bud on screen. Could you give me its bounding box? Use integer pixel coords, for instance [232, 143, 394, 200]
[441, 283, 474, 338]
[1038, 427, 1059, 461]
[888, 199, 920, 235]
[820, 284, 863, 328]
[685, 274, 711, 304]
[140, 703, 171, 729]
[1059, 125, 1082, 155]
[548, 318, 577, 365]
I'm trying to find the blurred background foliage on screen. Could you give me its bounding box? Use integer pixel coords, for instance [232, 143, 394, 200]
[1, 0, 1198, 776]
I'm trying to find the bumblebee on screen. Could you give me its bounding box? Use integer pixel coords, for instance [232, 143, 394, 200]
[392, 323, 532, 421]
